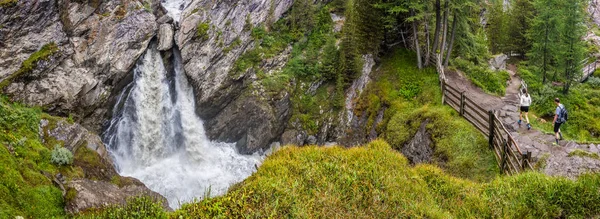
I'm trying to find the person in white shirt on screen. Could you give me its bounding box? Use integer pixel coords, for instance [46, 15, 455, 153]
[518, 88, 532, 130]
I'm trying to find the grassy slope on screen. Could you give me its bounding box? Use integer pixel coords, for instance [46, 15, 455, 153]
[356, 49, 499, 182]
[85, 140, 600, 218]
[0, 97, 65, 218]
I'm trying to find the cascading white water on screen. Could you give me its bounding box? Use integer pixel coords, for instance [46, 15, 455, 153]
[160, 0, 190, 23]
[103, 44, 262, 208]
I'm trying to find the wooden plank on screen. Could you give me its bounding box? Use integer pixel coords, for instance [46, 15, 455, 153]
[464, 97, 488, 113]
[446, 88, 461, 100]
[464, 112, 490, 135]
[465, 103, 490, 124]
[445, 84, 461, 94]
[446, 97, 460, 112]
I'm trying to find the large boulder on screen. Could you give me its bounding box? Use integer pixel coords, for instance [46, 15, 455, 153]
[65, 178, 169, 214]
[401, 120, 434, 164]
[489, 54, 508, 71]
[39, 117, 170, 214]
[0, 0, 158, 131]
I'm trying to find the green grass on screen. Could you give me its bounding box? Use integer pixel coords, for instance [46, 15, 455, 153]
[0, 42, 59, 89]
[83, 140, 600, 218]
[0, 97, 65, 218]
[568, 149, 600, 160]
[452, 57, 510, 96]
[355, 49, 499, 182]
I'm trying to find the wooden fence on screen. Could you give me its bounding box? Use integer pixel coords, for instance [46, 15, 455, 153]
[434, 54, 533, 174]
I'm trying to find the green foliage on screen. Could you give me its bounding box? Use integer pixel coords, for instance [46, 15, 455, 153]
[587, 76, 600, 88]
[77, 196, 167, 219]
[353, 49, 497, 181]
[0, 43, 59, 89]
[222, 37, 241, 54]
[521, 68, 600, 142]
[0, 0, 17, 7]
[486, 1, 511, 54]
[0, 97, 65, 218]
[168, 140, 600, 218]
[568, 149, 600, 160]
[51, 145, 74, 166]
[196, 22, 210, 41]
[453, 58, 509, 96]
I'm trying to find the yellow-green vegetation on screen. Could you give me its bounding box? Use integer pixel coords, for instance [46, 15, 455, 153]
[76, 196, 167, 219]
[0, 97, 65, 218]
[0, 0, 17, 7]
[356, 49, 498, 181]
[452, 57, 510, 96]
[83, 140, 600, 218]
[520, 68, 600, 143]
[0, 42, 59, 89]
[568, 149, 600, 160]
[196, 22, 210, 41]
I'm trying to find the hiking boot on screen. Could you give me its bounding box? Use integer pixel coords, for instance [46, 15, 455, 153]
[552, 142, 559, 146]
[527, 123, 531, 130]
[518, 120, 522, 125]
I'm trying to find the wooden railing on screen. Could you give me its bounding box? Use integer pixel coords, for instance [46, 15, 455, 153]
[434, 53, 533, 174]
[582, 59, 597, 82]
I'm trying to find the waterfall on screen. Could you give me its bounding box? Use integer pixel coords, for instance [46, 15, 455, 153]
[103, 44, 262, 208]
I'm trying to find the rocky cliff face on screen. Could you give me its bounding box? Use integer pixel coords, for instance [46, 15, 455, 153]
[175, 0, 294, 153]
[0, 0, 157, 131]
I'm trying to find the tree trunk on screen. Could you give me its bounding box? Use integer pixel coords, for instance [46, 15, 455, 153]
[412, 9, 423, 69]
[424, 17, 431, 66]
[563, 40, 574, 95]
[444, 12, 457, 68]
[542, 21, 549, 84]
[431, 0, 442, 58]
[440, 0, 449, 64]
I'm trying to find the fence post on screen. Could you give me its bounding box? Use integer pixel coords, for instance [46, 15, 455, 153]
[521, 151, 532, 171]
[501, 139, 508, 174]
[488, 110, 495, 149]
[460, 92, 465, 116]
[441, 81, 446, 105]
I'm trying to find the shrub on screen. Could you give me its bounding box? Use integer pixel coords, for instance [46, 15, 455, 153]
[196, 22, 210, 41]
[51, 145, 73, 166]
[453, 57, 507, 96]
[587, 76, 600, 88]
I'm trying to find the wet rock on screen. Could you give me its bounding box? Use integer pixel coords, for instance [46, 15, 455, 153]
[157, 24, 174, 51]
[65, 178, 170, 214]
[401, 120, 433, 164]
[157, 15, 173, 24]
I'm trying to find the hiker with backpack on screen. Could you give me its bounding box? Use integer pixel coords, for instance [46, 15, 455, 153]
[518, 88, 532, 130]
[552, 98, 567, 145]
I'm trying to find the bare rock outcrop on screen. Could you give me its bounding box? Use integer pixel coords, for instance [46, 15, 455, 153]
[0, 0, 158, 131]
[39, 117, 169, 214]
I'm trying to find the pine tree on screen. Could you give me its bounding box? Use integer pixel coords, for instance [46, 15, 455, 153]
[509, 0, 534, 58]
[486, 0, 511, 54]
[527, 0, 559, 84]
[558, 0, 586, 94]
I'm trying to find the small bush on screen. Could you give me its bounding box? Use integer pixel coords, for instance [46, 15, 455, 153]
[453, 57, 507, 96]
[587, 76, 600, 88]
[51, 145, 73, 166]
[196, 22, 210, 41]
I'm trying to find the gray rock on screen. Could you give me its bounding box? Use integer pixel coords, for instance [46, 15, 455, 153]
[65, 178, 170, 214]
[306, 135, 317, 145]
[157, 15, 173, 24]
[1, 0, 157, 132]
[39, 118, 108, 160]
[281, 129, 307, 146]
[489, 54, 508, 71]
[157, 24, 174, 51]
[401, 120, 433, 164]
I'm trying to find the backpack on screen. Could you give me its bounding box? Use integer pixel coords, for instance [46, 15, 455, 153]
[559, 105, 568, 123]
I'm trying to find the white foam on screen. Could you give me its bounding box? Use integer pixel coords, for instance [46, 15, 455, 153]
[104, 45, 262, 208]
